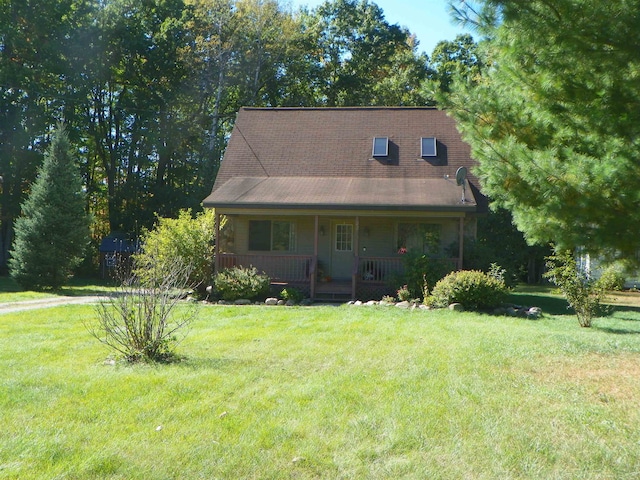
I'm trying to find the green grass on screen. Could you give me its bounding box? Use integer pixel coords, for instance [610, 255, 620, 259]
[0, 276, 116, 303]
[2, 292, 640, 479]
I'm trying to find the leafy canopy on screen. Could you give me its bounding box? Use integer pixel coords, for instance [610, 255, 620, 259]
[445, 0, 640, 260]
[134, 209, 217, 296]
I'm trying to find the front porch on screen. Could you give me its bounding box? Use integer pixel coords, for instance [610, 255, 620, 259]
[213, 211, 468, 301]
[217, 253, 456, 301]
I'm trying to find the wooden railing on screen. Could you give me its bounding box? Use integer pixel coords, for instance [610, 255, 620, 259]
[218, 253, 314, 282]
[357, 257, 404, 283]
[356, 256, 459, 283]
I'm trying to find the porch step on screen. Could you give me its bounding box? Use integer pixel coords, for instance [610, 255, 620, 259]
[313, 280, 353, 302]
[313, 291, 353, 302]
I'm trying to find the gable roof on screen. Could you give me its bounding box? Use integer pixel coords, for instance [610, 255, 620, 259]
[204, 107, 483, 212]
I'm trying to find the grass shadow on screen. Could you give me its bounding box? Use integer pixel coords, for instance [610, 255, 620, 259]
[593, 326, 640, 335]
[506, 291, 572, 316]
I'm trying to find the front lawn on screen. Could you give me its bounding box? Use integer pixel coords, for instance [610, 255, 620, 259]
[1, 296, 640, 479]
[0, 276, 116, 303]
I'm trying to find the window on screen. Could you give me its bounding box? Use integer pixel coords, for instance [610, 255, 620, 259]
[372, 137, 389, 157]
[335, 224, 353, 251]
[421, 137, 437, 157]
[397, 223, 441, 254]
[249, 220, 296, 251]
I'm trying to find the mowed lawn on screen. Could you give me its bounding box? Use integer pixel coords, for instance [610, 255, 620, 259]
[1, 292, 640, 479]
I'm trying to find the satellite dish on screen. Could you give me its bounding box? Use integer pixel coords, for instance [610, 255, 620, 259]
[455, 166, 467, 186]
[455, 167, 468, 203]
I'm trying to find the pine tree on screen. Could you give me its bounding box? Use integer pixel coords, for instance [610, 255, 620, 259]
[445, 0, 640, 261]
[9, 124, 90, 289]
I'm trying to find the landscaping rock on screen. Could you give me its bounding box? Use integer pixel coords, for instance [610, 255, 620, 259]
[526, 307, 543, 319]
[396, 301, 411, 308]
[353, 300, 363, 306]
[366, 300, 378, 306]
[449, 303, 464, 312]
[234, 299, 252, 305]
[285, 299, 296, 306]
[277, 299, 286, 306]
[265, 297, 278, 305]
[418, 304, 431, 311]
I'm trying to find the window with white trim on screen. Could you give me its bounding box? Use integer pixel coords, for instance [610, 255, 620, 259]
[335, 224, 353, 251]
[421, 137, 437, 157]
[372, 137, 389, 157]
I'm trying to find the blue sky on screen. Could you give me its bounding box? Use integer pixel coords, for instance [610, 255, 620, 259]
[286, 0, 471, 55]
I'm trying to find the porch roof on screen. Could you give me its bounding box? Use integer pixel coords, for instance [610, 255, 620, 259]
[204, 176, 477, 212]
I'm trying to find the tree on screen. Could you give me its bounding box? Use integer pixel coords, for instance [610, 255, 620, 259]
[9, 125, 90, 289]
[544, 249, 611, 328]
[134, 209, 217, 297]
[302, 0, 428, 106]
[0, 0, 91, 271]
[427, 33, 483, 96]
[445, 0, 640, 261]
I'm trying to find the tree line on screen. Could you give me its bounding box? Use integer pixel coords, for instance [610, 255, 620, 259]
[0, 0, 481, 272]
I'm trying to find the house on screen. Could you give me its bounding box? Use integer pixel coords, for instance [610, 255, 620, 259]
[203, 107, 486, 300]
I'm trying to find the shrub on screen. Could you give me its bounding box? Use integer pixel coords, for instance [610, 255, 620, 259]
[381, 295, 395, 304]
[544, 250, 609, 328]
[396, 284, 412, 302]
[597, 266, 625, 292]
[280, 287, 303, 304]
[398, 250, 456, 299]
[134, 209, 217, 297]
[429, 269, 508, 310]
[213, 266, 270, 301]
[90, 254, 199, 363]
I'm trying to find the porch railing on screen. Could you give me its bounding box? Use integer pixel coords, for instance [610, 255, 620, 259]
[357, 257, 404, 283]
[356, 256, 459, 283]
[218, 253, 314, 282]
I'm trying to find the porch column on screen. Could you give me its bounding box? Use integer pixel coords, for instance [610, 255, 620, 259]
[353, 216, 359, 300]
[311, 215, 318, 300]
[458, 216, 464, 270]
[214, 212, 221, 275]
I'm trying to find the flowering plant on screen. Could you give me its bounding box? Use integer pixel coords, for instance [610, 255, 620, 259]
[397, 246, 407, 255]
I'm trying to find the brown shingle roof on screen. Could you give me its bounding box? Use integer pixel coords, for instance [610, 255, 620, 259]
[204, 107, 483, 211]
[209, 176, 476, 211]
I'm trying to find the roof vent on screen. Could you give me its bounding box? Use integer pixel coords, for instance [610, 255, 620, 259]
[372, 137, 389, 157]
[421, 137, 437, 157]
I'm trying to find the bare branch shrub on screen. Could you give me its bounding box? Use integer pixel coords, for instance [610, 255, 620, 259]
[89, 253, 200, 362]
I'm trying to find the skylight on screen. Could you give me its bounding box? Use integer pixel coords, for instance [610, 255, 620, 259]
[372, 137, 388, 157]
[421, 137, 437, 157]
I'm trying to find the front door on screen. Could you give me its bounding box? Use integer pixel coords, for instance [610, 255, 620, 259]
[330, 222, 354, 280]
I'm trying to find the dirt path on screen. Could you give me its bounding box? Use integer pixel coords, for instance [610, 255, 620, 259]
[0, 296, 105, 314]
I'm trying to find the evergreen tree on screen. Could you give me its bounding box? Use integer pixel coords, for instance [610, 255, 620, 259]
[9, 125, 90, 289]
[445, 0, 640, 261]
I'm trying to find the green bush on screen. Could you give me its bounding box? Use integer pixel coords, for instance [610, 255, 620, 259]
[280, 287, 304, 304]
[597, 266, 626, 292]
[429, 269, 508, 310]
[398, 250, 456, 299]
[544, 250, 609, 327]
[134, 209, 217, 297]
[213, 266, 270, 301]
[396, 284, 412, 302]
